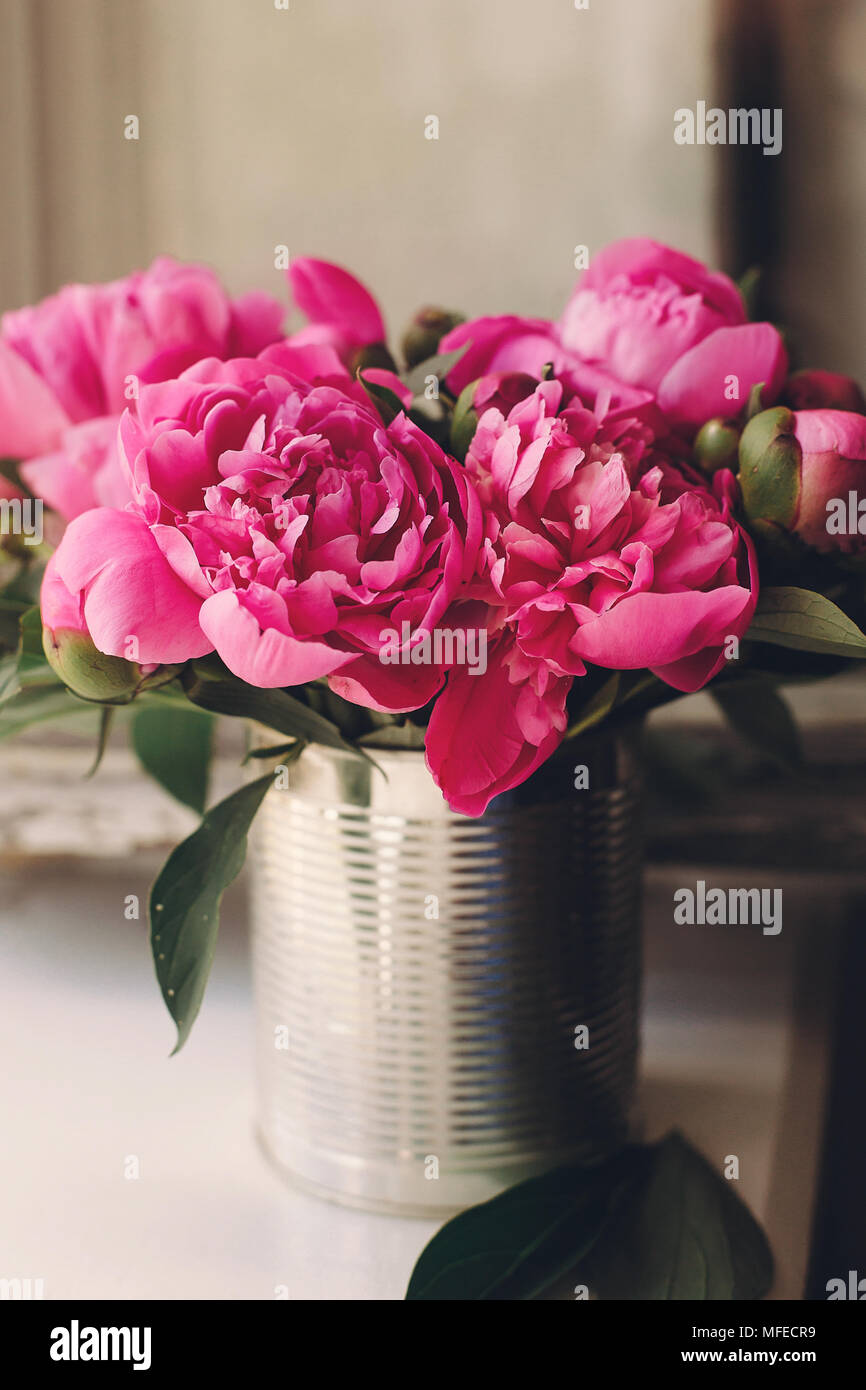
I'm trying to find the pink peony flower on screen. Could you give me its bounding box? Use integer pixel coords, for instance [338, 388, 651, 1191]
[426, 380, 757, 814]
[287, 258, 386, 364]
[442, 239, 787, 432]
[558, 238, 745, 385]
[464, 364, 667, 437]
[19, 417, 130, 520]
[441, 316, 566, 394]
[560, 240, 787, 428]
[43, 343, 493, 711]
[2, 257, 286, 518]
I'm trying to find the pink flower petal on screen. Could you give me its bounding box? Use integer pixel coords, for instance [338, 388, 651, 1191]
[199, 588, 352, 687]
[53, 508, 212, 664]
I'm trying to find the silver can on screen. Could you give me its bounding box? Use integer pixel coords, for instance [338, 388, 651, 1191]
[248, 725, 643, 1215]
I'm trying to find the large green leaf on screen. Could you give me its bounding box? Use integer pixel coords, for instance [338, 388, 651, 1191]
[132, 703, 214, 814]
[406, 1146, 647, 1300]
[747, 586, 866, 658]
[583, 1133, 773, 1300]
[0, 683, 85, 739]
[181, 658, 375, 764]
[406, 1132, 772, 1301]
[149, 767, 281, 1053]
[711, 680, 802, 769]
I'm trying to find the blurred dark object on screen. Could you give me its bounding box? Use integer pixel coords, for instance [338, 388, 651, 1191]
[715, 0, 784, 312]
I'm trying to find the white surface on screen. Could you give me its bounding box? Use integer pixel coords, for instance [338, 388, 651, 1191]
[0, 856, 832, 1301]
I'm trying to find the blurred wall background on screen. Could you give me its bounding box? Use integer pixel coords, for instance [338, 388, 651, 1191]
[0, 0, 863, 374]
[1, 0, 716, 328]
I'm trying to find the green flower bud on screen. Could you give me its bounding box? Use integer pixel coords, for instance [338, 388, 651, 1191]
[694, 418, 741, 477]
[43, 627, 174, 703]
[349, 342, 398, 375]
[737, 407, 801, 532]
[400, 308, 465, 370]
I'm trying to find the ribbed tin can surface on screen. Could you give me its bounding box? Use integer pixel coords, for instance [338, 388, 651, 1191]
[248, 726, 643, 1215]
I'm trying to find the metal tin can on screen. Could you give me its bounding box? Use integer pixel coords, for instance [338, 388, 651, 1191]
[249, 725, 643, 1215]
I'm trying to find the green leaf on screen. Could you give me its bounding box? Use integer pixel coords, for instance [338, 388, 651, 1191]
[0, 652, 19, 701]
[0, 683, 85, 739]
[356, 370, 404, 425]
[149, 768, 279, 1053]
[357, 720, 427, 750]
[711, 681, 802, 769]
[564, 673, 620, 741]
[132, 704, 214, 814]
[0, 549, 48, 607]
[242, 740, 299, 764]
[449, 381, 479, 461]
[0, 598, 26, 654]
[406, 1133, 773, 1301]
[0, 604, 57, 701]
[737, 265, 762, 319]
[406, 1146, 647, 1301]
[583, 1132, 773, 1300]
[744, 381, 766, 421]
[747, 586, 866, 658]
[181, 658, 376, 764]
[17, 606, 55, 683]
[401, 344, 468, 397]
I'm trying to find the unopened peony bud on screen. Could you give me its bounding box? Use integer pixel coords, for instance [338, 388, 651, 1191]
[43, 626, 149, 702]
[739, 406, 866, 555]
[694, 418, 741, 476]
[783, 368, 866, 414]
[401, 307, 465, 370]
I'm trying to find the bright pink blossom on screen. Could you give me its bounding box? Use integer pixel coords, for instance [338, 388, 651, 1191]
[441, 239, 787, 432]
[2, 257, 286, 518]
[43, 344, 493, 711]
[426, 380, 757, 814]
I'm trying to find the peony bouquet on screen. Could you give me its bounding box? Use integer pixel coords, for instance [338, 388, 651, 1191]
[2, 239, 865, 1044]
